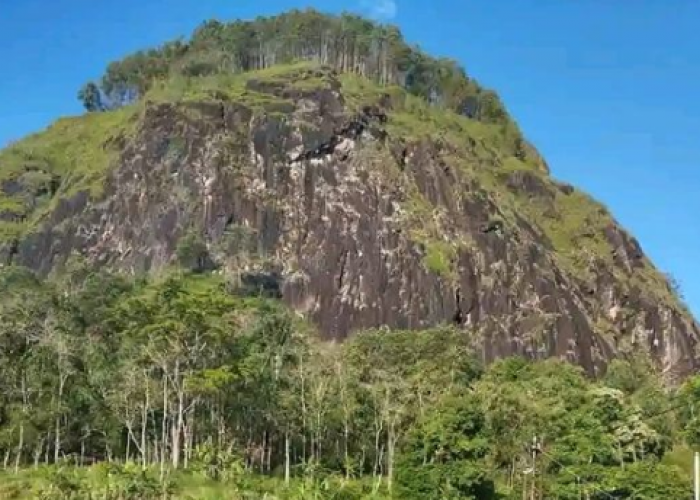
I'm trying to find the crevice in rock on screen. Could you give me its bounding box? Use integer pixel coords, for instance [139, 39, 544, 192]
[291, 106, 386, 163]
[219, 103, 227, 132]
[481, 220, 504, 235]
[337, 250, 348, 291]
[453, 287, 465, 325]
[398, 147, 407, 171]
[6, 238, 19, 266]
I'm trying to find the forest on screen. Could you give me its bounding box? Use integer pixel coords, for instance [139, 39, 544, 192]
[0, 256, 698, 499]
[78, 9, 514, 129]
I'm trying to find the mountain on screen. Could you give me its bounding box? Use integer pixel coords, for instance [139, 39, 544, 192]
[0, 9, 697, 381]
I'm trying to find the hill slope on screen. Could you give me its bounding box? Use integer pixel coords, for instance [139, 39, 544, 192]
[0, 13, 697, 381]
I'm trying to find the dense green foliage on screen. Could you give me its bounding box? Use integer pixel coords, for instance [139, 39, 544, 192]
[80, 9, 515, 128]
[0, 261, 696, 498]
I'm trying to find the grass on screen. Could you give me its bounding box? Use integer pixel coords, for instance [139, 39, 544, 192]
[0, 196, 26, 214]
[146, 61, 333, 111]
[397, 184, 465, 281]
[0, 106, 137, 199]
[148, 74, 291, 110]
[0, 221, 24, 241]
[423, 240, 457, 278]
[0, 465, 393, 500]
[0, 105, 138, 242]
[338, 72, 404, 112]
[389, 93, 504, 152]
[538, 190, 613, 272]
[338, 72, 524, 166]
[661, 445, 694, 478]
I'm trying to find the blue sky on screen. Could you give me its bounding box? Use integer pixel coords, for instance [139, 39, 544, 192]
[1, 0, 698, 317]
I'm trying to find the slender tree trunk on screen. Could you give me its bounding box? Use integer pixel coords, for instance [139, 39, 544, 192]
[300, 355, 307, 464]
[373, 416, 383, 478]
[33, 439, 43, 469]
[218, 409, 225, 451]
[54, 416, 60, 464]
[161, 372, 168, 478]
[375, 445, 385, 490]
[184, 408, 195, 470]
[171, 362, 184, 469]
[344, 422, 350, 479]
[261, 431, 267, 473]
[266, 434, 272, 473]
[14, 423, 23, 474]
[54, 375, 66, 464]
[284, 430, 290, 486]
[387, 424, 395, 491]
[172, 397, 182, 469]
[360, 445, 366, 478]
[141, 374, 149, 468]
[183, 421, 189, 470]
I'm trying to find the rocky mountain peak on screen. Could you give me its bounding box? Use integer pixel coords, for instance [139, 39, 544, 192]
[0, 12, 697, 382]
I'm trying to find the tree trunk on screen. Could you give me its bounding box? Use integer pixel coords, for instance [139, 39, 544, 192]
[54, 375, 66, 464]
[284, 430, 290, 485]
[33, 440, 42, 469]
[161, 373, 168, 478]
[373, 417, 382, 478]
[172, 388, 183, 469]
[300, 355, 307, 465]
[266, 434, 272, 473]
[360, 445, 366, 478]
[261, 431, 267, 473]
[14, 423, 23, 474]
[387, 424, 395, 491]
[141, 373, 149, 468]
[183, 410, 194, 470]
[54, 416, 60, 464]
[344, 422, 350, 479]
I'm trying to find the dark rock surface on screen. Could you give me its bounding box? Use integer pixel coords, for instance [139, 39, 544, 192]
[3, 67, 698, 382]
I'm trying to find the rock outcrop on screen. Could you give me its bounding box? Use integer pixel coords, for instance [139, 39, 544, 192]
[1, 65, 697, 382]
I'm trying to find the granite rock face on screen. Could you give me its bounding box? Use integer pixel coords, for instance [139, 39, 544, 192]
[2, 66, 698, 381]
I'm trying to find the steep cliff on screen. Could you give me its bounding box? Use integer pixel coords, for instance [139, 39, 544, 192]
[1, 61, 697, 380]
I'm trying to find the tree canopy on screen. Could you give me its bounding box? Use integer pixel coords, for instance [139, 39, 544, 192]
[0, 260, 695, 498]
[79, 9, 514, 129]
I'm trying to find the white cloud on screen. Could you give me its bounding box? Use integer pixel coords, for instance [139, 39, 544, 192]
[360, 0, 398, 20]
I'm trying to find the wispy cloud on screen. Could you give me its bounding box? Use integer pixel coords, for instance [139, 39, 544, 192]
[360, 0, 398, 20]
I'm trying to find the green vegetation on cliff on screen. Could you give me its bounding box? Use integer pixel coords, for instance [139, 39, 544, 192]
[0, 106, 137, 240]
